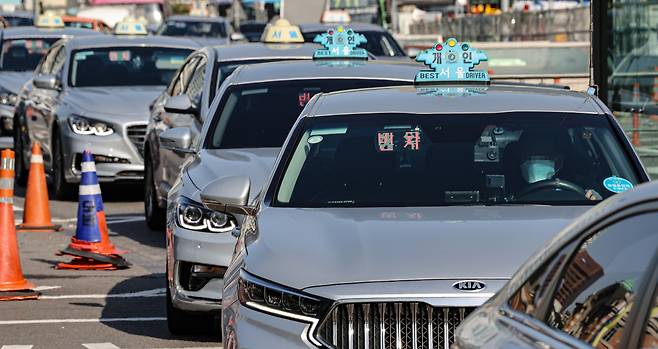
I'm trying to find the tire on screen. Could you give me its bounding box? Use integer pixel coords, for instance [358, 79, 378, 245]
[13, 116, 28, 186]
[166, 284, 213, 335]
[144, 156, 166, 231]
[51, 132, 75, 200]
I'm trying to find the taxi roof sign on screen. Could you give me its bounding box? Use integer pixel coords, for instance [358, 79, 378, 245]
[114, 19, 148, 35]
[313, 26, 367, 59]
[36, 14, 65, 28]
[414, 38, 489, 84]
[262, 19, 304, 43]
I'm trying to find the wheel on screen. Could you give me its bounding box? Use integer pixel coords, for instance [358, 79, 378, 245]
[51, 132, 75, 200]
[166, 283, 213, 335]
[144, 156, 166, 230]
[13, 116, 28, 186]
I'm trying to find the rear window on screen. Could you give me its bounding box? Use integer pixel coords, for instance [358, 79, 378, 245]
[1, 38, 58, 71]
[157, 20, 227, 38]
[205, 79, 408, 149]
[302, 31, 405, 57]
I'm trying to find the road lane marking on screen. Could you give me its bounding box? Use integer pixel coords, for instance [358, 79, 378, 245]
[1, 346, 33, 349]
[40, 288, 165, 300]
[106, 217, 145, 224]
[82, 343, 120, 349]
[0, 317, 166, 325]
[33, 285, 61, 291]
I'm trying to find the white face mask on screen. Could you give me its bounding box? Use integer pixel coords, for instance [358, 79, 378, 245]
[521, 159, 556, 184]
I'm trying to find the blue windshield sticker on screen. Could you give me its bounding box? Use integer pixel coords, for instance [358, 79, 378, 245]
[313, 26, 368, 59]
[603, 176, 633, 193]
[415, 38, 489, 84]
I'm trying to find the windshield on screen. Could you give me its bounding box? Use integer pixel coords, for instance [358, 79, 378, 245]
[2, 16, 33, 27]
[481, 45, 589, 76]
[302, 31, 404, 57]
[157, 20, 227, 38]
[206, 80, 408, 149]
[1, 38, 58, 71]
[70, 47, 192, 87]
[274, 113, 640, 207]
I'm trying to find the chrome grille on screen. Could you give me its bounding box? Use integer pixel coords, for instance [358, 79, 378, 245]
[317, 303, 474, 349]
[126, 124, 147, 157]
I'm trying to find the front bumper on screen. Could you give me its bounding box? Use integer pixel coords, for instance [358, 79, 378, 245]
[168, 224, 237, 313]
[60, 125, 145, 183]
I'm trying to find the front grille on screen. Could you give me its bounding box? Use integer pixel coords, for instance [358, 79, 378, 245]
[316, 303, 474, 349]
[126, 124, 147, 157]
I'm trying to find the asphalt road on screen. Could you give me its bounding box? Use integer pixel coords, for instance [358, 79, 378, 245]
[0, 177, 222, 349]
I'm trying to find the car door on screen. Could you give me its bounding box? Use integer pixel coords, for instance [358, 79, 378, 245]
[26, 44, 63, 167]
[161, 54, 208, 193]
[498, 209, 658, 349]
[634, 274, 658, 349]
[156, 54, 199, 195]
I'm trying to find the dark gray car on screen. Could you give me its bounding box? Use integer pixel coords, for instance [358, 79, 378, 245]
[213, 83, 649, 348]
[155, 15, 232, 46]
[13, 34, 197, 199]
[455, 180, 658, 349]
[143, 42, 318, 229]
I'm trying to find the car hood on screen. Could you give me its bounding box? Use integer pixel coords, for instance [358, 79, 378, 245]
[186, 148, 279, 200]
[64, 86, 164, 121]
[245, 206, 591, 290]
[0, 71, 32, 94]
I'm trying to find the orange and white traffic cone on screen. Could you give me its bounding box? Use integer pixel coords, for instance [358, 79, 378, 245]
[16, 143, 62, 233]
[0, 149, 39, 300]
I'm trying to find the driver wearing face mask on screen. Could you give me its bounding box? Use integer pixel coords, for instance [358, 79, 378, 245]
[519, 132, 563, 185]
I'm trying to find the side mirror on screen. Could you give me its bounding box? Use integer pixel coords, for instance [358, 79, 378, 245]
[159, 127, 194, 154]
[201, 176, 255, 215]
[230, 32, 246, 42]
[164, 94, 198, 116]
[33, 74, 59, 90]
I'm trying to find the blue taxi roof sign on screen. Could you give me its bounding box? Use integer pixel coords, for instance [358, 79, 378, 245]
[313, 26, 368, 60]
[114, 19, 148, 36]
[414, 38, 489, 84]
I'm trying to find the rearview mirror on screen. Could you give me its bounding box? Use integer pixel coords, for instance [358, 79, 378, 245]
[230, 32, 246, 42]
[33, 74, 59, 90]
[201, 176, 255, 215]
[159, 127, 194, 154]
[164, 94, 198, 116]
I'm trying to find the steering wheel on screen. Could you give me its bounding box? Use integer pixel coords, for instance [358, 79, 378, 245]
[516, 178, 586, 200]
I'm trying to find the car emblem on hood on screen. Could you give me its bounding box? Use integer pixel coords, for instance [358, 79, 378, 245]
[453, 280, 486, 292]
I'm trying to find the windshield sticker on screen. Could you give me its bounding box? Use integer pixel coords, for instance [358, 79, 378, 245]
[377, 132, 395, 152]
[404, 131, 421, 151]
[298, 92, 312, 107]
[603, 176, 633, 193]
[74, 51, 94, 60]
[307, 135, 323, 144]
[310, 127, 347, 136]
[109, 50, 131, 62]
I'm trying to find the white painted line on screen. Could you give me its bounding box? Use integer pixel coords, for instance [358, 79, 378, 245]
[106, 217, 145, 224]
[51, 217, 78, 223]
[33, 285, 61, 291]
[0, 317, 166, 325]
[1, 346, 33, 349]
[40, 288, 165, 300]
[82, 343, 120, 349]
[13, 207, 23, 212]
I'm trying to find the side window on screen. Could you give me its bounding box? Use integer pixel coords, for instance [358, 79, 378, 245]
[185, 57, 207, 107]
[168, 56, 197, 96]
[641, 285, 658, 349]
[37, 46, 60, 75]
[545, 213, 658, 349]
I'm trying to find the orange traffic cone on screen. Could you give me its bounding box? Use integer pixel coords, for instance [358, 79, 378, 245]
[0, 149, 39, 301]
[17, 143, 61, 233]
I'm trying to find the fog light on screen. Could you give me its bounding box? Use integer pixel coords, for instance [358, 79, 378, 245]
[180, 262, 226, 292]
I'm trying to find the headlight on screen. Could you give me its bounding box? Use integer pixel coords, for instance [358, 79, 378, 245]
[68, 115, 114, 136]
[0, 91, 17, 106]
[176, 196, 236, 233]
[238, 270, 330, 321]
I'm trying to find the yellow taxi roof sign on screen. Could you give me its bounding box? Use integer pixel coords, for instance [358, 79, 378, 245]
[114, 19, 148, 35]
[36, 14, 65, 29]
[262, 19, 304, 43]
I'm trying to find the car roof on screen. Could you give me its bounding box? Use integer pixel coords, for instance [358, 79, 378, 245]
[1, 27, 101, 39]
[66, 34, 201, 50]
[298, 23, 388, 33]
[210, 42, 318, 62]
[165, 15, 229, 23]
[227, 59, 419, 86]
[307, 84, 606, 116]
